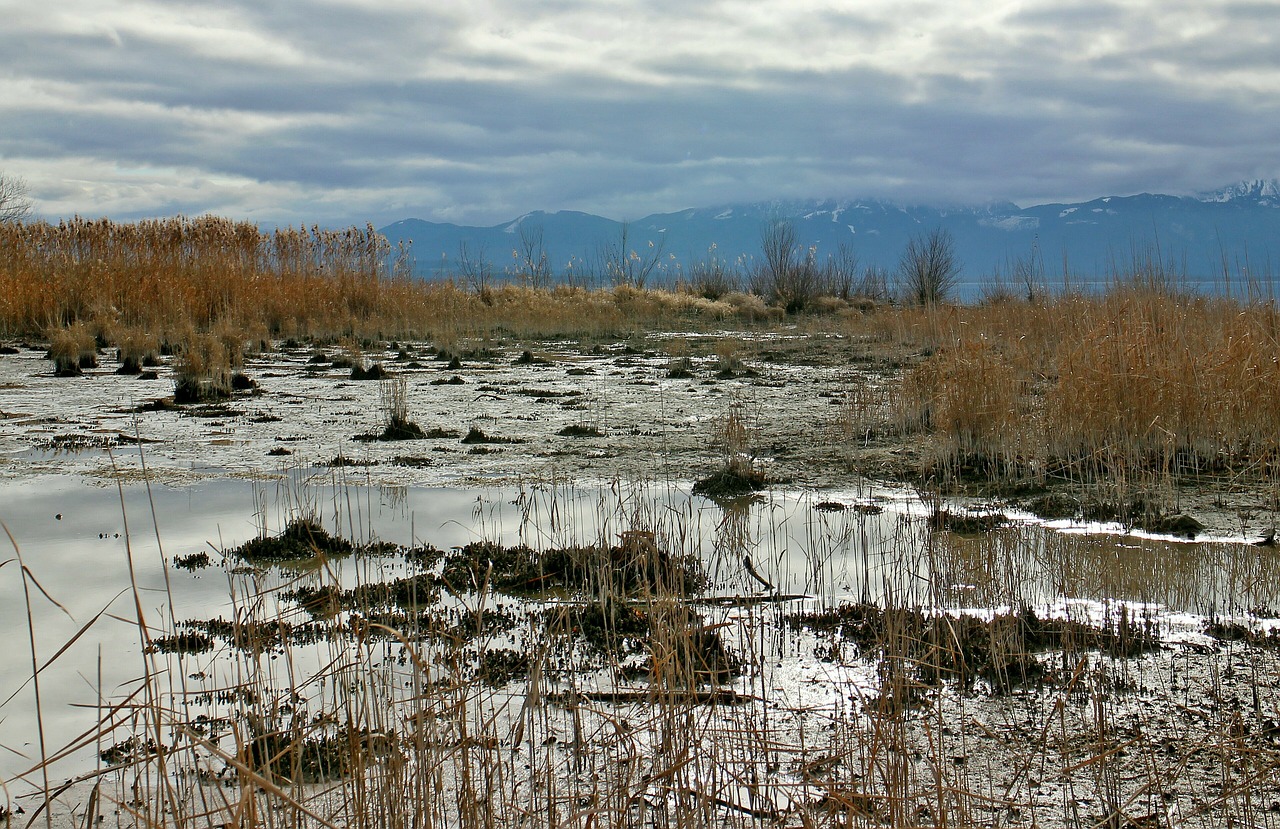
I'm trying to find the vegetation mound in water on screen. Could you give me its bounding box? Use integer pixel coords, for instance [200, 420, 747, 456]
[786, 603, 1160, 692]
[377, 417, 426, 441]
[692, 467, 766, 500]
[439, 533, 706, 596]
[350, 362, 389, 380]
[571, 602, 740, 685]
[232, 520, 355, 563]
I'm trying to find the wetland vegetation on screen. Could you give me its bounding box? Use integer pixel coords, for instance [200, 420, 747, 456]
[3, 217, 1280, 827]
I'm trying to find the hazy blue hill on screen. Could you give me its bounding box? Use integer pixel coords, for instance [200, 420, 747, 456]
[380, 181, 1280, 297]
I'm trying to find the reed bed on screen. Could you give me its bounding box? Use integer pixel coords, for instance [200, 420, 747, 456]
[0, 218, 767, 346]
[852, 286, 1280, 515]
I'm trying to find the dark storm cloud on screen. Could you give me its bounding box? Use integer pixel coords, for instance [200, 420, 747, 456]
[1, 0, 1277, 225]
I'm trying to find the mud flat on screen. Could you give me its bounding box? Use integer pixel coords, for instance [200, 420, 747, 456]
[3, 333, 1280, 829]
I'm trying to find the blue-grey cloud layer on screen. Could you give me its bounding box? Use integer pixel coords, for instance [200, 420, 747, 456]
[2, 0, 1277, 225]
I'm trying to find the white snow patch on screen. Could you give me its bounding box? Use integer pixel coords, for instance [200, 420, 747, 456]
[979, 216, 1040, 231]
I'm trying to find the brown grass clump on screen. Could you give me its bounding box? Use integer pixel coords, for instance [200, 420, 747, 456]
[173, 333, 232, 404]
[864, 286, 1280, 508]
[894, 338, 1029, 479]
[46, 323, 96, 376]
[115, 328, 160, 374]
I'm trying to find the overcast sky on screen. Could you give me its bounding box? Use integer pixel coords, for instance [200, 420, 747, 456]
[2, 0, 1277, 227]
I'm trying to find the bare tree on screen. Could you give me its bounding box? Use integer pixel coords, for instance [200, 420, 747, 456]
[513, 224, 552, 289]
[897, 227, 961, 305]
[760, 218, 818, 312]
[819, 242, 860, 300]
[0, 173, 32, 223]
[458, 239, 493, 292]
[761, 218, 799, 288]
[601, 222, 666, 288]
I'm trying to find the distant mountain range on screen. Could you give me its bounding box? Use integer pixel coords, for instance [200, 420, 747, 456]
[380, 180, 1280, 298]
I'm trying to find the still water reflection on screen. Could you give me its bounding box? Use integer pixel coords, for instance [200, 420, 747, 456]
[1, 473, 1277, 786]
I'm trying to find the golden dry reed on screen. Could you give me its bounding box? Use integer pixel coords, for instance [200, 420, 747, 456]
[0, 217, 765, 344]
[866, 284, 1280, 490]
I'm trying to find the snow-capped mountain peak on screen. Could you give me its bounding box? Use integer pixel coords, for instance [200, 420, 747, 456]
[1199, 179, 1280, 203]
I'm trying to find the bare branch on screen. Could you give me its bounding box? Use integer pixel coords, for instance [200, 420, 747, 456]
[0, 173, 32, 223]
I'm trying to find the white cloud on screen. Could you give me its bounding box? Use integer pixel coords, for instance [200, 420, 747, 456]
[0, 0, 1277, 225]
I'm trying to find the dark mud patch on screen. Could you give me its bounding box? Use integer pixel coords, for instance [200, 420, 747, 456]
[460, 426, 523, 445]
[558, 424, 603, 437]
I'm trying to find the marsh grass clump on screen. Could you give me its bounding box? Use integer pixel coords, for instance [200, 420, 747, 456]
[665, 337, 696, 378]
[115, 329, 159, 374]
[245, 718, 398, 784]
[557, 424, 603, 437]
[712, 336, 746, 378]
[460, 426, 521, 444]
[47, 324, 97, 376]
[787, 603, 1160, 692]
[148, 630, 214, 655]
[476, 649, 531, 686]
[173, 551, 212, 571]
[694, 401, 766, 499]
[173, 334, 233, 404]
[666, 355, 695, 378]
[232, 519, 355, 563]
[439, 533, 706, 597]
[350, 361, 388, 380]
[929, 508, 1010, 535]
[359, 377, 425, 441]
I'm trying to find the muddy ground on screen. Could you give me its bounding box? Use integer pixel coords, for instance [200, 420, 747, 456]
[2, 330, 1272, 541]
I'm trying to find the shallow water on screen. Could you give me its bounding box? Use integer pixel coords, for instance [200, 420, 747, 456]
[3, 468, 1279, 791]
